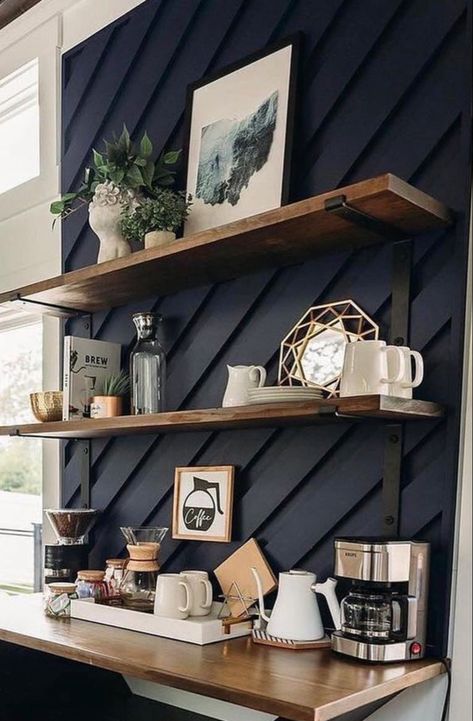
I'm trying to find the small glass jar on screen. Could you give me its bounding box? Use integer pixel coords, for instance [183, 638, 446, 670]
[104, 558, 126, 596]
[76, 570, 108, 600]
[44, 582, 77, 618]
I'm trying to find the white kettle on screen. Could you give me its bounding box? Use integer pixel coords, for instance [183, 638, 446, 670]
[252, 568, 341, 641]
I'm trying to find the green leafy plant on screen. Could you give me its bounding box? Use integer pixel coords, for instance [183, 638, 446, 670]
[101, 371, 130, 397]
[120, 191, 191, 243]
[50, 125, 181, 222]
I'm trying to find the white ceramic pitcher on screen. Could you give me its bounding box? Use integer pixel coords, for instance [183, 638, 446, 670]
[252, 568, 341, 641]
[222, 365, 266, 407]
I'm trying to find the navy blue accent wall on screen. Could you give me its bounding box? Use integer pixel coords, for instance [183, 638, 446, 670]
[62, 0, 471, 656]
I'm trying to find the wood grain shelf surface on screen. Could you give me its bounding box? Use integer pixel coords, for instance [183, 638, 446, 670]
[0, 596, 445, 721]
[0, 397, 444, 439]
[0, 174, 452, 316]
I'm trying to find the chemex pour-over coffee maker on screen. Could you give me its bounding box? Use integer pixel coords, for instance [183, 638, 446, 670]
[119, 526, 168, 612]
[331, 538, 430, 662]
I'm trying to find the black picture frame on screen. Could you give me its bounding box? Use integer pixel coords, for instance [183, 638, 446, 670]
[182, 33, 302, 235]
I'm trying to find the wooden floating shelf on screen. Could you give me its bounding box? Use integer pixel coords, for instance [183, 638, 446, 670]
[0, 397, 444, 439]
[0, 174, 452, 316]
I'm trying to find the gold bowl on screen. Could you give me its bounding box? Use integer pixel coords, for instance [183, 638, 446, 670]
[30, 391, 63, 422]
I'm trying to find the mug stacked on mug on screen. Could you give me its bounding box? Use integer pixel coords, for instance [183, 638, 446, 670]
[154, 570, 213, 619]
[340, 341, 424, 398]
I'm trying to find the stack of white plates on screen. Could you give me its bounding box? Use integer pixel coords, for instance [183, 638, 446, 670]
[247, 386, 324, 405]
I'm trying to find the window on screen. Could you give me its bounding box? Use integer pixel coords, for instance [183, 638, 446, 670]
[0, 309, 42, 593]
[0, 58, 40, 195]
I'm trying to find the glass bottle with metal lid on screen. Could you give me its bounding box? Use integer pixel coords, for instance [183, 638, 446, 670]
[130, 312, 166, 414]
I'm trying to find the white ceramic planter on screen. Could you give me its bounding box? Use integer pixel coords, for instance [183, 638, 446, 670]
[144, 230, 176, 249]
[88, 182, 138, 263]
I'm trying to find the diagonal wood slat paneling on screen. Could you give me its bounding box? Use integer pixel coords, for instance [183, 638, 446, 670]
[62, 0, 471, 656]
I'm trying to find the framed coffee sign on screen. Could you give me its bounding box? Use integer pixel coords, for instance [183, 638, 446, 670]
[172, 466, 234, 542]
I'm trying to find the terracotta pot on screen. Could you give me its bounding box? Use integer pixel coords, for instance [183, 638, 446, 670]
[144, 230, 176, 249]
[90, 395, 123, 418]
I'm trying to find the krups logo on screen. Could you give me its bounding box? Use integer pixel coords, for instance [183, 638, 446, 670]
[344, 551, 358, 557]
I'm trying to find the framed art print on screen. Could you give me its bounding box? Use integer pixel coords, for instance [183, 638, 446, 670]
[183, 35, 301, 235]
[172, 466, 234, 542]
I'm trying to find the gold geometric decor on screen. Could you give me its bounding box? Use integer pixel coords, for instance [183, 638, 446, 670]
[278, 300, 379, 397]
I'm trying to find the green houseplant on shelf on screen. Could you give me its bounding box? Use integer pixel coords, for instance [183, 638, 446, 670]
[50, 126, 182, 264]
[90, 371, 130, 419]
[120, 190, 191, 249]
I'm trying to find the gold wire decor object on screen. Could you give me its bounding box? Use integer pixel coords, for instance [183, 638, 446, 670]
[278, 300, 379, 398]
[218, 581, 256, 622]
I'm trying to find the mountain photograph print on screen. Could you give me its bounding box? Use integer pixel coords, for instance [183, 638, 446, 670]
[196, 91, 278, 207]
[184, 36, 300, 235]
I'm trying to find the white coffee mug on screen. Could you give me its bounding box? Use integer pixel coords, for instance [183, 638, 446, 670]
[154, 573, 192, 619]
[222, 365, 267, 407]
[340, 340, 405, 396]
[180, 570, 213, 616]
[387, 346, 424, 398]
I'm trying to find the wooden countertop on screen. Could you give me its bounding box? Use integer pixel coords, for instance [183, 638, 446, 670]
[0, 595, 444, 721]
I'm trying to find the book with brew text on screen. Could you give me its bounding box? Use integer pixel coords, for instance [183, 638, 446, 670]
[62, 336, 121, 420]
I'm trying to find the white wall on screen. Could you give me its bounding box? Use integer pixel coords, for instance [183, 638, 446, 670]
[448, 204, 472, 721]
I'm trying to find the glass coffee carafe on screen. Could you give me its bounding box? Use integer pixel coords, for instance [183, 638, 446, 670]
[118, 526, 168, 612]
[340, 588, 406, 641]
[130, 313, 166, 415]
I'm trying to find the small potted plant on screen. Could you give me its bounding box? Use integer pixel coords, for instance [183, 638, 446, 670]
[50, 126, 181, 264]
[90, 371, 129, 418]
[120, 190, 191, 249]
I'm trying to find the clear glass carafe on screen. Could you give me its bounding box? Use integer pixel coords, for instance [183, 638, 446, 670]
[118, 527, 168, 612]
[341, 589, 402, 640]
[130, 313, 166, 415]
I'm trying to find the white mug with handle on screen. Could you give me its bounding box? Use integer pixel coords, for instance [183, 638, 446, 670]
[388, 347, 424, 398]
[340, 340, 405, 397]
[180, 570, 213, 616]
[222, 365, 267, 407]
[154, 573, 192, 619]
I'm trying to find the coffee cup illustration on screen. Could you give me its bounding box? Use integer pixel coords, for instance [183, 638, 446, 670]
[183, 476, 223, 532]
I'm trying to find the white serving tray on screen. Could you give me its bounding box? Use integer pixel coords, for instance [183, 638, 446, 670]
[70, 599, 252, 645]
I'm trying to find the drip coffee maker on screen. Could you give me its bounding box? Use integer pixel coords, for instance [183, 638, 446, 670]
[119, 526, 168, 612]
[331, 538, 430, 662]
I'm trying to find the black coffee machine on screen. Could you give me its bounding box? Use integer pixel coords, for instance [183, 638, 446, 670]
[331, 538, 430, 662]
[43, 509, 98, 586]
[44, 543, 89, 585]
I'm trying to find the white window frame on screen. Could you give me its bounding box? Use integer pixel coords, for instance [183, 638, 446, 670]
[0, 16, 61, 222]
[0, 308, 61, 544]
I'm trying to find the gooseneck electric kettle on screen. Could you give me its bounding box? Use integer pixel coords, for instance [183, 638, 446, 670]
[252, 568, 341, 641]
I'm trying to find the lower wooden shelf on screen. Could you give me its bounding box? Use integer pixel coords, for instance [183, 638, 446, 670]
[0, 396, 444, 439]
[0, 595, 445, 721]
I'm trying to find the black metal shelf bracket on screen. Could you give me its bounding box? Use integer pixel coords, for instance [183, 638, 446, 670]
[10, 294, 87, 319]
[381, 239, 413, 537]
[324, 195, 406, 242]
[78, 439, 91, 509]
[382, 424, 404, 534]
